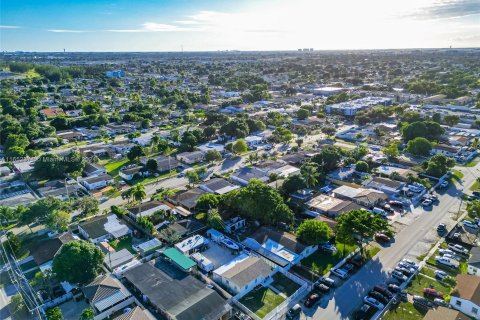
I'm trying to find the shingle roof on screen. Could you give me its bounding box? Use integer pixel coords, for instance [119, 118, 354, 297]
[423, 306, 469, 320]
[171, 188, 206, 209]
[452, 274, 480, 305]
[249, 226, 307, 254]
[468, 247, 480, 267]
[216, 256, 272, 288]
[29, 233, 75, 266]
[82, 275, 125, 304]
[112, 306, 152, 320]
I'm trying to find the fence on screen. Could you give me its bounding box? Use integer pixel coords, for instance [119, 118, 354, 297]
[41, 292, 73, 309]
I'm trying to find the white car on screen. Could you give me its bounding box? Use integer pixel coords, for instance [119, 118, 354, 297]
[401, 259, 418, 269]
[443, 254, 460, 261]
[435, 256, 458, 268]
[440, 181, 448, 188]
[462, 220, 479, 229]
[449, 244, 469, 255]
[363, 296, 385, 310]
[439, 249, 454, 256]
[330, 268, 348, 279]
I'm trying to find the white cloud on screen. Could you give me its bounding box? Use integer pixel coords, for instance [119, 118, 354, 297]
[106, 22, 200, 33]
[0, 25, 20, 29]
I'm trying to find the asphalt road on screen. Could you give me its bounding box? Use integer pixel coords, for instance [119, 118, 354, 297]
[306, 164, 477, 320]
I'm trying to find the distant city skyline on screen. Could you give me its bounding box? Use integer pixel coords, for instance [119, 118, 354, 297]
[1, 0, 479, 52]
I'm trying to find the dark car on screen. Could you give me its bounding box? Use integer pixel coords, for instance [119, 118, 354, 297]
[304, 293, 321, 308]
[375, 233, 390, 243]
[389, 200, 404, 208]
[373, 285, 393, 299]
[413, 295, 433, 309]
[317, 277, 336, 288]
[387, 284, 401, 293]
[437, 224, 446, 233]
[286, 304, 302, 319]
[368, 290, 389, 304]
[347, 255, 364, 268]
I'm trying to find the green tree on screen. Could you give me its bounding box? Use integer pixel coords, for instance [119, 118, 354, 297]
[6, 232, 22, 256]
[205, 149, 222, 163]
[406, 137, 432, 156]
[355, 161, 369, 173]
[300, 163, 319, 188]
[297, 108, 310, 120]
[232, 139, 248, 155]
[9, 294, 26, 317]
[321, 126, 336, 137]
[33, 153, 64, 179]
[196, 194, 220, 211]
[80, 308, 95, 320]
[311, 145, 342, 172]
[297, 220, 332, 246]
[146, 159, 158, 172]
[46, 211, 70, 233]
[336, 209, 390, 257]
[425, 154, 455, 177]
[131, 184, 146, 212]
[382, 143, 400, 158]
[185, 170, 200, 187]
[74, 197, 99, 218]
[137, 216, 155, 234]
[467, 200, 480, 219]
[63, 150, 86, 177]
[207, 209, 224, 230]
[280, 174, 307, 195]
[443, 115, 460, 126]
[52, 240, 104, 285]
[46, 307, 63, 320]
[273, 127, 293, 143]
[127, 145, 145, 162]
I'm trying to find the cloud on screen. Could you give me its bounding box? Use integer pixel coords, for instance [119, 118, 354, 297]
[406, 0, 480, 20]
[48, 29, 86, 33]
[106, 22, 200, 33]
[0, 25, 20, 29]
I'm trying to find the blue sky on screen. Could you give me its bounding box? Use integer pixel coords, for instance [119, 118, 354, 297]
[1, 0, 479, 51]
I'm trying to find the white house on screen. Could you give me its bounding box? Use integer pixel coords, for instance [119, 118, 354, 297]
[468, 247, 480, 276]
[80, 174, 114, 191]
[431, 144, 460, 157]
[450, 275, 480, 319]
[212, 254, 273, 296]
[176, 151, 205, 164]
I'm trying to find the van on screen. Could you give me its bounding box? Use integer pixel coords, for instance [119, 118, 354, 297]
[372, 207, 387, 216]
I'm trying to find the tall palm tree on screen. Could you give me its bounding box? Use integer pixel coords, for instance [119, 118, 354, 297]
[131, 184, 146, 217]
[301, 163, 319, 188]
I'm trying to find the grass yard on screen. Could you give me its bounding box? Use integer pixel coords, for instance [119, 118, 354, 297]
[381, 302, 426, 320]
[239, 286, 285, 319]
[451, 170, 464, 184]
[464, 159, 480, 167]
[406, 274, 453, 297]
[104, 158, 130, 179]
[271, 273, 300, 297]
[301, 242, 357, 276]
[109, 236, 136, 254]
[470, 180, 480, 191]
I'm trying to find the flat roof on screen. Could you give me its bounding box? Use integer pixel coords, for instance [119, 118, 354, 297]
[163, 247, 196, 271]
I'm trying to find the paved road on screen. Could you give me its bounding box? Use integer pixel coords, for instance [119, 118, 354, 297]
[306, 164, 477, 320]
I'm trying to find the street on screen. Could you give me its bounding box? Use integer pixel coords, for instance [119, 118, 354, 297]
[306, 163, 477, 320]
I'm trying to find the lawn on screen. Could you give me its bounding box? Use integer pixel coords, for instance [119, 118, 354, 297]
[470, 180, 480, 191]
[301, 242, 357, 276]
[109, 236, 136, 254]
[104, 158, 130, 178]
[464, 159, 479, 168]
[239, 286, 285, 319]
[451, 170, 464, 184]
[271, 273, 300, 297]
[406, 274, 453, 297]
[381, 302, 426, 320]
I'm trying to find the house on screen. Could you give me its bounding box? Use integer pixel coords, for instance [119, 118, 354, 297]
[169, 188, 206, 210]
[136, 238, 162, 256]
[162, 248, 197, 272]
[40, 107, 65, 118]
[28, 233, 76, 270]
[230, 167, 269, 186]
[104, 249, 135, 271]
[212, 254, 272, 295]
[450, 274, 480, 319]
[82, 275, 134, 319]
[362, 177, 405, 196]
[83, 162, 107, 177]
[332, 185, 388, 207]
[432, 144, 461, 157]
[327, 166, 357, 182]
[174, 234, 208, 256]
[80, 174, 115, 191]
[119, 165, 147, 181]
[199, 178, 240, 195]
[111, 306, 155, 320]
[176, 151, 205, 164]
[140, 155, 179, 172]
[305, 194, 363, 218]
[423, 306, 469, 320]
[468, 247, 480, 276]
[37, 180, 84, 200]
[158, 219, 206, 243]
[123, 262, 232, 320]
[242, 227, 317, 270]
[127, 201, 175, 221]
[78, 215, 131, 244]
[56, 130, 85, 142]
[325, 97, 392, 116]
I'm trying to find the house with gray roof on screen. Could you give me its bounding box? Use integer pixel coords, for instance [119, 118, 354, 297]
[199, 178, 240, 195]
[230, 167, 269, 186]
[79, 215, 131, 244]
[468, 247, 480, 276]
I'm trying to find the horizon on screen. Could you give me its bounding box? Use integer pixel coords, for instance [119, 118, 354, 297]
[1, 0, 480, 52]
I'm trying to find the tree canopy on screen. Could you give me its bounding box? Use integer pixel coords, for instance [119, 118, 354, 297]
[296, 220, 332, 246]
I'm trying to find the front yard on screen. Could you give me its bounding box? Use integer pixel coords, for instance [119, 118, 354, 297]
[381, 302, 426, 320]
[406, 274, 453, 298]
[301, 242, 358, 276]
[239, 286, 285, 319]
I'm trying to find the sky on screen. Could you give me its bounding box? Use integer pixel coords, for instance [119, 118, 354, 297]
[1, 0, 479, 52]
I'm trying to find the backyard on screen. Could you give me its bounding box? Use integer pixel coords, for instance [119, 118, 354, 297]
[301, 242, 357, 276]
[406, 274, 453, 298]
[271, 273, 301, 297]
[109, 236, 136, 254]
[239, 286, 286, 319]
[381, 302, 426, 320]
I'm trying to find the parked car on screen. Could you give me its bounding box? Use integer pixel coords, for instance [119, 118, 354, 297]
[435, 256, 458, 268]
[422, 199, 433, 207]
[401, 259, 419, 269]
[368, 290, 388, 305]
[443, 253, 461, 261]
[389, 200, 404, 208]
[395, 266, 414, 276]
[397, 262, 416, 273]
[314, 283, 330, 293]
[363, 296, 385, 310]
[413, 295, 433, 308]
[375, 233, 390, 243]
[317, 277, 336, 288]
[320, 242, 338, 253]
[437, 224, 446, 233]
[372, 207, 387, 217]
[330, 268, 348, 279]
[462, 220, 479, 230]
[347, 255, 364, 268]
[439, 181, 449, 188]
[387, 284, 401, 293]
[423, 287, 443, 298]
[286, 304, 302, 319]
[373, 285, 393, 299]
[304, 293, 321, 308]
[433, 298, 449, 307]
[382, 204, 394, 214]
[392, 270, 407, 282]
[448, 244, 469, 255]
[439, 249, 454, 256]
[434, 270, 448, 280]
[341, 263, 354, 274]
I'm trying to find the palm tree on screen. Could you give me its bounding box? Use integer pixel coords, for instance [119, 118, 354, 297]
[473, 138, 479, 149]
[131, 184, 146, 217]
[121, 189, 133, 204]
[301, 163, 319, 188]
[207, 209, 224, 230]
